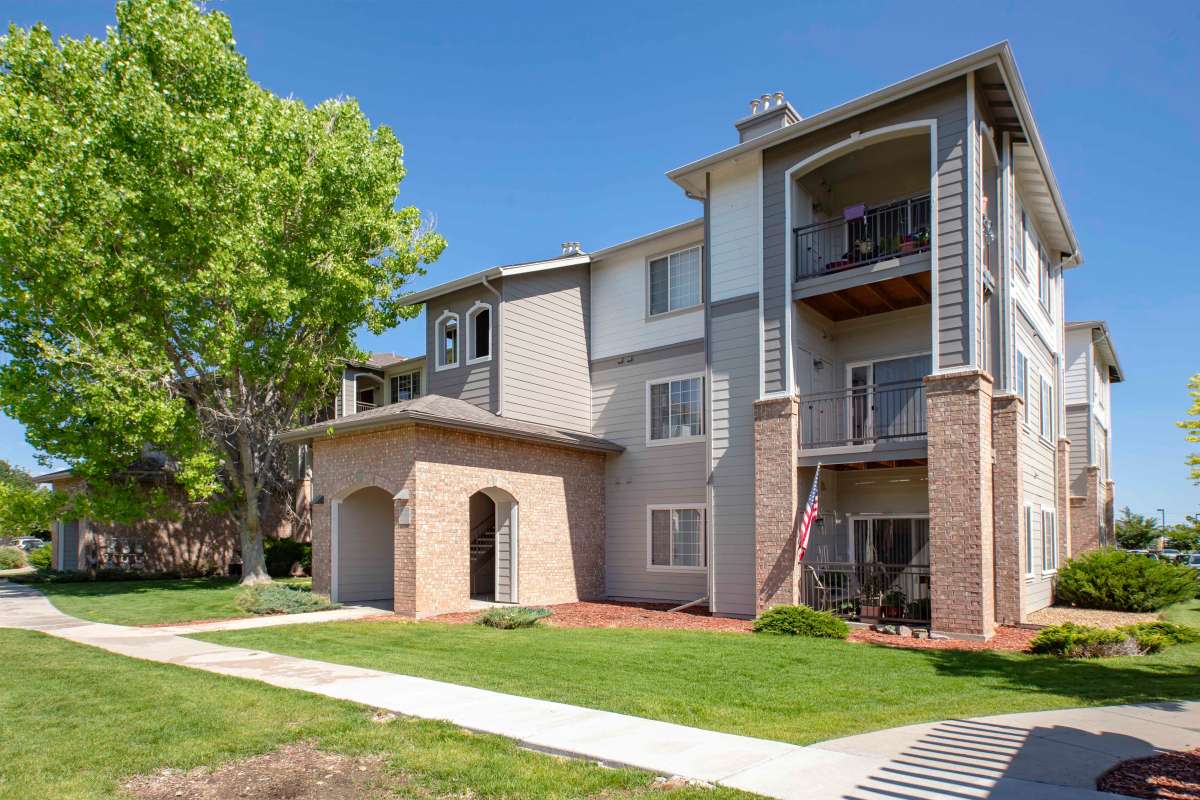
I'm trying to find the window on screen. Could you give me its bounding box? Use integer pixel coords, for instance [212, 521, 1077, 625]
[647, 375, 704, 444]
[648, 506, 706, 570]
[390, 371, 421, 403]
[1039, 376, 1054, 441]
[648, 245, 701, 316]
[1024, 505, 1035, 576]
[1042, 509, 1058, 572]
[435, 312, 458, 370]
[467, 303, 491, 363]
[1038, 244, 1052, 311]
[1016, 352, 1029, 423]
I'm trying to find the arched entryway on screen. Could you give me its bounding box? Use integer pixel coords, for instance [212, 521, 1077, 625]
[468, 488, 518, 603]
[334, 486, 395, 603]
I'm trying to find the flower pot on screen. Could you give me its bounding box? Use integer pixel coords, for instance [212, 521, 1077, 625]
[860, 604, 883, 621]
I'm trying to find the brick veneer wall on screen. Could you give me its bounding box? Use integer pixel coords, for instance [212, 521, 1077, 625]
[1070, 465, 1103, 556]
[309, 422, 606, 617]
[1057, 438, 1073, 572]
[926, 371, 995, 638]
[754, 396, 798, 612]
[1104, 480, 1115, 546]
[991, 393, 1025, 625]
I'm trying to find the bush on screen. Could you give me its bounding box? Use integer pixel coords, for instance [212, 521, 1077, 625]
[752, 604, 850, 639]
[1118, 621, 1200, 652]
[27, 544, 52, 570]
[0, 546, 27, 570]
[264, 538, 312, 578]
[475, 606, 551, 629]
[1030, 623, 1141, 658]
[234, 582, 337, 615]
[1056, 548, 1198, 612]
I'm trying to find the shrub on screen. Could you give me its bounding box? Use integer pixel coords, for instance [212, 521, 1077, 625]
[1056, 548, 1198, 612]
[264, 538, 312, 578]
[752, 604, 850, 639]
[0, 546, 26, 570]
[1031, 622, 1143, 658]
[475, 606, 551, 629]
[1118, 621, 1200, 651]
[235, 582, 337, 615]
[27, 544, 52, 570]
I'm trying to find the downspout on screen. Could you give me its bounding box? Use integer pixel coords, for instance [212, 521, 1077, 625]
[702, 171, 718, 614]
[481, 274, 503, 416]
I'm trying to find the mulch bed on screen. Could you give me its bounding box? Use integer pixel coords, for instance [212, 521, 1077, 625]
[1027, 605, 1158, 629]
[424, 601, 1038, 651]
[1098, 748, 1200, 799]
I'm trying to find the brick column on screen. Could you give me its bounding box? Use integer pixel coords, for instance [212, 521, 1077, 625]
[1104, 480, 1116, 547]
[754, 396, 798, 613]
[926, 371, 995, 639]
[1057, 437, 1072, 566]
[991, 393, 1025, 625]
[1070, 466, 1103, 555]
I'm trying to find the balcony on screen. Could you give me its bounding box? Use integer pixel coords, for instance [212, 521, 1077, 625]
[355, 401, 377, 414]
[797, 379, 927, 465]
[794, 192, 931, 282]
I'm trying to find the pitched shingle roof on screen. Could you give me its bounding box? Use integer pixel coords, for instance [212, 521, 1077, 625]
[279, 394, 623, 454]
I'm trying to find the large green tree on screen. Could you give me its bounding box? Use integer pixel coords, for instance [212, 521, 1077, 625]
[0, 0, 444, 581]
[1113, 506, 1160, 550]
[1182, 374, 1200, 484]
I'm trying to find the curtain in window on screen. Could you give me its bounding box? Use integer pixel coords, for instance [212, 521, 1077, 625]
[649, 382, 670, 440]
[650, 510, 671, 566]
[649, 258, 670, 315]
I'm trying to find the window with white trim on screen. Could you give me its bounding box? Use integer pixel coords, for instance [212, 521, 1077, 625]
[1024, 505, 1035, 576]
[1017, 208, 1029, 280]
[1039, 376, 1054, 441]
[1042, 508, 1057, 572]
[436, 313, 459, 369]
[467, 303, 491, 362]
[1038, 244, 1052, 311]
[1016, 351, 1029, 423]
[649, 506, 706, 569]
[648, 245, 701, 316]
[647, 375, 704, 443]
[390, 371, 421, 403]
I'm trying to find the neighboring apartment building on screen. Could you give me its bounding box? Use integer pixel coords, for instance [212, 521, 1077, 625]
[1065, 321, 1123, 553]
[46, 42, 1115, 637]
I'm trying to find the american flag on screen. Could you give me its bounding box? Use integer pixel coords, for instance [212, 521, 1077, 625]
[796, 464, 821, 564]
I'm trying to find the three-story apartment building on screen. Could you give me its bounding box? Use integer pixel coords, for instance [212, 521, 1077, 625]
[280, 42, 1123, 638]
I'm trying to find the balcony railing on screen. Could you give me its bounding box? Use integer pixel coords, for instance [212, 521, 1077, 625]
[799, 379, 926, 449]
[798, 561, 932, 624]
[355, 401, 376, 414]
[794, 192, 931, 281]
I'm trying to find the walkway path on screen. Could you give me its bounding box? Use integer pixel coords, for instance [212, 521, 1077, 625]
[153, 602, 389, 634]
[3, 581, 1196, 799]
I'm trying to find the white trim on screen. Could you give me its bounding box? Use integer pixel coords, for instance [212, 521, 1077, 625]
[510, 503, 519, 603]
[388, 369, 422, 403]
[589, 218, 704, 260]
[465, 301, 493, 365]
[756, 150, 767, 400]
[330, 500, 341, 603]
[1041, 507, 1058, 575]
[645, 372, 707, 447]
[780, 119, 940, 391]
[645, 504, 709, 573]
[1023, 502, 1036, 579]
[434, 309, 460, 371]
[646, 244, 704, 320]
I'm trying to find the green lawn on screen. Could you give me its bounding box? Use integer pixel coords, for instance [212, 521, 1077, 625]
[201, 620, 1200, 746]
[32, 577, 311, 626]
[0, 629, 749, 800]
[1161, 598, 1200, 627]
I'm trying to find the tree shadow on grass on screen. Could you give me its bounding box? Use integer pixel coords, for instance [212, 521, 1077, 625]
[911, 645, 1200, 711]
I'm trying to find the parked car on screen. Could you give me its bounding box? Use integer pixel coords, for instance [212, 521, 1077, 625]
[1186, 553, 1200, 571]
[1159, 549, 1181, 561]
[14, 537, 47, 552]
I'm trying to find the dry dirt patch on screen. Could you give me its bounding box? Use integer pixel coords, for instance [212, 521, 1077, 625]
[1027, 606, 1158, 629]
[123, 741, 404, 800]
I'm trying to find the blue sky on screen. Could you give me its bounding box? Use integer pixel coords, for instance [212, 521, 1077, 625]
[3, 1, 1199, 522]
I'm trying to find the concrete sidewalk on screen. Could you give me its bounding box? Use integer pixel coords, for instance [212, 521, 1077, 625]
[2, 581, 1196, 799]
[153, 602, 389, 634]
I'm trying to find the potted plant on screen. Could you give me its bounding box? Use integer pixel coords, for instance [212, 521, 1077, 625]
[882, 589, 907, 619]
[899, 235, 916, 254]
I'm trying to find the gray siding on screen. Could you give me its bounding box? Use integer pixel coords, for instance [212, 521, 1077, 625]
[709, 295, 760, 616]
[1018, 321, 1058, 615]
[61, 521, 79, 571]
[426, 283, 500, 412]
[502, 265, 593, 432]
[592, 340, 708, 602]
[761, 79, 969, 392]
[495, 501, 514, 603]
[1066, 405, 1091, 495]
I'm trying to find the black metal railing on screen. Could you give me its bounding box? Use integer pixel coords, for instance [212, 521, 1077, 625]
[798, 561, 932, 624]
[799, 380, 926, 449]
[794, 192, 931, 280]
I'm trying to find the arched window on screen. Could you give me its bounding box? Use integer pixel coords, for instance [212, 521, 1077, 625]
[467, 302, 492, 363]
[435, 311, 459, 370]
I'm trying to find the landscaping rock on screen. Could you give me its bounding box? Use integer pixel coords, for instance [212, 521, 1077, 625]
[913, 629, 929, 639]
[898, 625, 913, 637]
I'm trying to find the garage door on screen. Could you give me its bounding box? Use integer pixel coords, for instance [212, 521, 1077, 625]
[336, 486, 395, 603]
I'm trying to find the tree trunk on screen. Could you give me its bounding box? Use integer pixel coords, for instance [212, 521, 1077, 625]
[239, 492, 271, 585]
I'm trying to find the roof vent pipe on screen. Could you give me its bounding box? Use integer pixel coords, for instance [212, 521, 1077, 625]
[561, 241, 582, 256]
